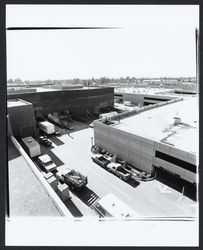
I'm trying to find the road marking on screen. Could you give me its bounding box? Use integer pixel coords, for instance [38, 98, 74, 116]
[158, 185, 172, 194]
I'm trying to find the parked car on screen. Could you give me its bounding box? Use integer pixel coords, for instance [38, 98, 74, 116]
[39, 136, 52, 147]
[38, 154, 57, 172]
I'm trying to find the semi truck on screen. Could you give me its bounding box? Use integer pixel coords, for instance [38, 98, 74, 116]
[106, 162, 132, 181]
[92, 193, 138, 218]
[39, 121, 55, 135]
[38, 154, 57, 172]
[22, 136, 41, 158]
[55, 168, 88, 190]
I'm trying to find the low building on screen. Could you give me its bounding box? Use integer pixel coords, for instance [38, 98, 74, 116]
[94, 96, 198, 188]
[7, 99, 37, 139]
[7, 87, 114, 122]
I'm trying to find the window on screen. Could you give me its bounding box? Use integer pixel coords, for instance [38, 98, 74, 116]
[155, 151, 196, 173]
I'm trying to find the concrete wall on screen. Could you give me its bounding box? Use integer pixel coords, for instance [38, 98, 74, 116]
[153, 142, 197, 183]
[8, 88, 114, 121]
[94, 121, 155, 173]
[94, 120, 197, 183]
[114, 92, 174, 105]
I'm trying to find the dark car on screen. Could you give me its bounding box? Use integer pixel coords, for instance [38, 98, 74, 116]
[54, 130, 61, 136]
[39, 136, 52, 147]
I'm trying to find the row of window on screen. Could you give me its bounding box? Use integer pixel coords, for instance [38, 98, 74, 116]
[144, 97, 170, 102]
[155, 151, 196, 173]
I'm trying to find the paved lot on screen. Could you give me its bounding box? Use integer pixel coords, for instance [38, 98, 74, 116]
[52, 128, 197, 217]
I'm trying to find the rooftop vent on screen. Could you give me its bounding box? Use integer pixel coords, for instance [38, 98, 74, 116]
[173, 116, 182, 125]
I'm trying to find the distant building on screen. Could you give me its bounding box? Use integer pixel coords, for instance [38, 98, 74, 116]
[7, 87, 114, 122]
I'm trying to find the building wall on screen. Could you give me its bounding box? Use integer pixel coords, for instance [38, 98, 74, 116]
[114, 92, 173, 105]
[94, 121, 155, 173]
[8, 88, 114, 121]
[153, 142, 197, 183]
[94, 121, 197, 183]
[8, 103, 37, 138]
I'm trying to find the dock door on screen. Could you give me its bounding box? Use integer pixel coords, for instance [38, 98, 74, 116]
[154, 166, 197, 201]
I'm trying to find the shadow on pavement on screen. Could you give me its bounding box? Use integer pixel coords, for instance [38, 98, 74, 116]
[156, 169, 197, 201]
[63, 198, 83, 217]
[125, 178, 140, 188]
[7, 139, 21, 161]
[73, 187, 100, 207]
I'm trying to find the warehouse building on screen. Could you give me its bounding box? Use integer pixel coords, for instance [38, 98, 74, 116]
[7, 87, 114, 122]
[114, 89, 177, 106]
[94, 96, 198, 195]
[7, 99, 37, 139]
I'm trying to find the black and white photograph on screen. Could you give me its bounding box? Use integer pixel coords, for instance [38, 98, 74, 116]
[5, 4, 199, 246]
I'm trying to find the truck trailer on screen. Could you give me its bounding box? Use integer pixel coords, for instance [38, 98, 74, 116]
[39, 121, 55, 135]
[22, 136, 41, 158]
[92, 193, 138, 218]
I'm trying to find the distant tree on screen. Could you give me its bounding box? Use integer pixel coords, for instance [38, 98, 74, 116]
[7, 78, 14, 83]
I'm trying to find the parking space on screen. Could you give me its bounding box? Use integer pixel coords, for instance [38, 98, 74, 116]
[17, 125, 197, 218]
[52, 128, 197, 217]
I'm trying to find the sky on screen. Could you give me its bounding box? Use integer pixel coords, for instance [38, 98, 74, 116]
[6, 5, 199, 81]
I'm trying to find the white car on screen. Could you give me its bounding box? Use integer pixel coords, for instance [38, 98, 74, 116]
[38, 154, 57, 172]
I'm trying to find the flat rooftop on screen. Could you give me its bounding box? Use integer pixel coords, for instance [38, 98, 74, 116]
[115, 87, 174, 95]
[8, 86, 110, 94]
[7, 99, 30, 108]
[112, 96, 198, 154]
[8, 139, 61, 217]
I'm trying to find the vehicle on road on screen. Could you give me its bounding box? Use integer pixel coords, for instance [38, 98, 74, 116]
[91, 154, 111, 168]
[56, 168, 88, 190]
[39, 136, 53, 147]
[92, 193, 138, 218]
[106, 162, 132, 181]
[38, 154, 57, 172]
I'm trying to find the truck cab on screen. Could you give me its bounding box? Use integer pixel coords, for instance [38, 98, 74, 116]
[38, 154, 57, 172]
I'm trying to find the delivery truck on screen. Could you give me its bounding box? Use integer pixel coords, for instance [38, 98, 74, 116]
[22, 136, 41, 158]
[92, 193, 138, 218]
[39, 121, 55, 135]
[56, 167, 88, 190]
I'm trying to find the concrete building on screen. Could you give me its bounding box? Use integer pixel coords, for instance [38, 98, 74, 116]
[114, 88, 176, 106]
[7, 99, 37, 139]
[114, 87, 196, 105]
[7, 87, 114, 122]
[94, 96, 198, 189]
